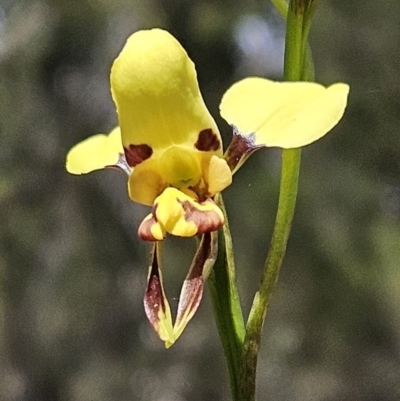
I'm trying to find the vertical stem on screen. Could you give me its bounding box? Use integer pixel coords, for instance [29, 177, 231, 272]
[208, 194, 245, 401]
[238, 1, 312, 399]
[284, 0, 305, 80]
[238, 149, 301, 400]
[269, 0, 288, 17]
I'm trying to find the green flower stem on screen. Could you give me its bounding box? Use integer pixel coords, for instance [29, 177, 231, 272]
[270, 0, 315, 82]
[238, 149, 301, 400]
[301, 1, 320, 79]
[208, 194, 245, 401]
[284, 1, 305, 81]
[269, 0, 288, 18]
[238, 1, 315, 399]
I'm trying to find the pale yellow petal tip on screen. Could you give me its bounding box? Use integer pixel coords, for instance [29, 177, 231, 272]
[66, 128, 123, 175]
[329, 82, 350, 94]
[157, 312, 175, 347]
[164, 339, 175, 349]
[110, 28, 187, 102]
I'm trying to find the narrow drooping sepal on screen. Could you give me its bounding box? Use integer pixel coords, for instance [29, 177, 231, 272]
[144, 234, 218, 347]
[173, 231, 218, 341]
[143, 243, 175, 347]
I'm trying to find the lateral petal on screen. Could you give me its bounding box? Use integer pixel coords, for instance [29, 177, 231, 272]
[220, 77, 349, 149]
[66, 127, 129, 175]
[128, 159, 167, 206]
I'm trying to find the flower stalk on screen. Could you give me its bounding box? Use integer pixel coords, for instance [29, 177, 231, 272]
[236, 1, 317, 399]
[208, 194, 245, 400]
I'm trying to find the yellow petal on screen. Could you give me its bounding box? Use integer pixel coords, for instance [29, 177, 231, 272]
[138, 188, 224, 240]
[110, 29, 222, 160]
[220, 77, 349, 149]
[154, 188, 198, 238]
[156, 188, 224, 238]
[66, 127, 125, 174]
[202, 155, 232, 196]
[128, 159, 166, 206]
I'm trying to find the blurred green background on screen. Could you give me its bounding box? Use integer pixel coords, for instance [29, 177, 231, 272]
[1, 0, 400, 400]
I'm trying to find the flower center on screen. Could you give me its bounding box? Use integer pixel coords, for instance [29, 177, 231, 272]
[138, 187, 225, 241]
[159, 146, 201, 189]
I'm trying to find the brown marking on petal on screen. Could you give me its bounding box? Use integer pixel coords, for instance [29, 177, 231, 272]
[138, 217, 157, 241]
[195, 129, 221, 152]
[174, 233, 216, 335]
[143, 246, 167, 322]
[124, 144, 153, 167]
[180, 200, 223, 234]
[187, 232, 212, 279]
[151, 203, 159, 223]
[175, 277, 203, 324]
[224, 125, 263, 172]
[138, 206, 160, 241]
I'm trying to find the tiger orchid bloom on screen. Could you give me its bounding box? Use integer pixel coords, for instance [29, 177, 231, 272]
[66, 28, 349, 347]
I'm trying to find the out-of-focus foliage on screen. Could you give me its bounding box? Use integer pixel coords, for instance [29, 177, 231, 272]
[1, 0, 400, 400]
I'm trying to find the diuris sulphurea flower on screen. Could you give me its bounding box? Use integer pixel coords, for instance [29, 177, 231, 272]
[66, 28, 349, 347]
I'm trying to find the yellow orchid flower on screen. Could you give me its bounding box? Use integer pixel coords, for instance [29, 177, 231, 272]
[65, 28, 349, 346]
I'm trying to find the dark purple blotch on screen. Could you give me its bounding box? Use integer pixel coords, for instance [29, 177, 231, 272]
[224, 125, 262, 171]
[124, 144, 153, 167]
[195, 129, 221, 152]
